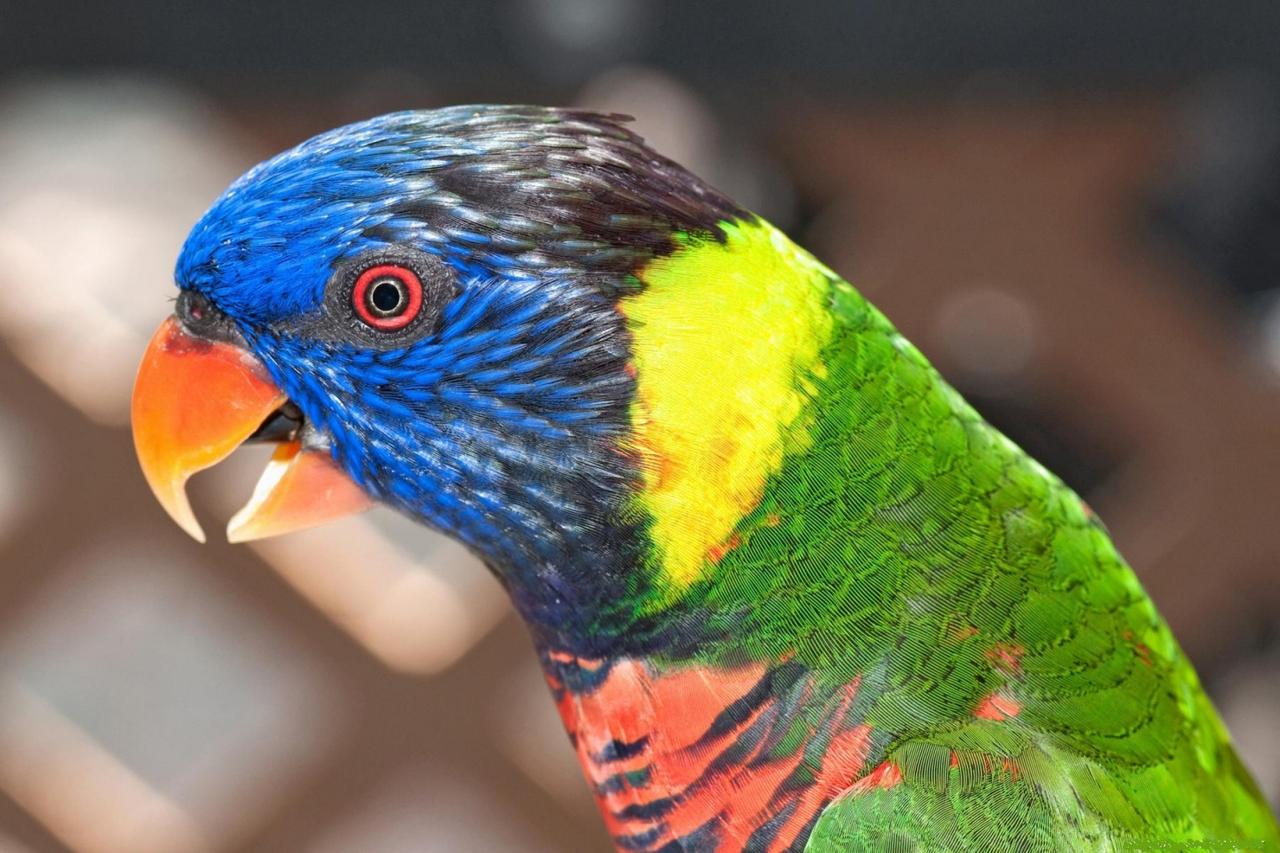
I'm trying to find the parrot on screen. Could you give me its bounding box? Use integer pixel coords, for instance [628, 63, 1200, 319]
[130, 105, 1279, 852]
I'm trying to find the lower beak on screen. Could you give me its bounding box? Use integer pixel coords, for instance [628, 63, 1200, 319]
[131, 317, 372, 543]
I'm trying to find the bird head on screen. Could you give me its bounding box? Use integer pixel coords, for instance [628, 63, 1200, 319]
[131, 106, 749, 647]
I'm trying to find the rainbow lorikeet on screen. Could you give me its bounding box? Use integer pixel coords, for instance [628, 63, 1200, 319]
[131, 106, 1278, 851]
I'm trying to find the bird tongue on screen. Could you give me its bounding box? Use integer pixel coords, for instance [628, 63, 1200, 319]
[131, 317, 372, 543]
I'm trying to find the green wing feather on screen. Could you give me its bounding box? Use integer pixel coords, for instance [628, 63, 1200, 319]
[792, 277, 1278, 850]
[807, 722, 1277, 851]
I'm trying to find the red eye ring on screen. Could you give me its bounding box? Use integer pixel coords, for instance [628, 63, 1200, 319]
[351, 264, 423, 331]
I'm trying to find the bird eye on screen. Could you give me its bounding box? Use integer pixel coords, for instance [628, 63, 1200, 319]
[351, 264, 423, 331]
[320, 248, 455, 347]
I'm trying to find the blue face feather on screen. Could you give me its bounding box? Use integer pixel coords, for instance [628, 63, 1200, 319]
[174, 105, 741, 649]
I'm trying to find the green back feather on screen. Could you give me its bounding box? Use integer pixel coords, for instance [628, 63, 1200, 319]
[622, 218, 1278, 849]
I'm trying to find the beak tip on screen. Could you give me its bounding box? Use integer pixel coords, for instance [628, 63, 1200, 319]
[155, 485, 207, 544]
[224, 516, 256, 545]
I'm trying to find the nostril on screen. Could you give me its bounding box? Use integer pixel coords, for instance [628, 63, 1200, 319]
[175, 289, 247, 346]
[177, 290, 218, 332]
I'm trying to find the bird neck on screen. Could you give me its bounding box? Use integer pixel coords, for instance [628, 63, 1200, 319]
[492, 218, 857, 656]
[517, 266, 1034, 851]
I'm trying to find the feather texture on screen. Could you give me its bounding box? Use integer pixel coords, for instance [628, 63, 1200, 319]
[173, 106, 1279, 851]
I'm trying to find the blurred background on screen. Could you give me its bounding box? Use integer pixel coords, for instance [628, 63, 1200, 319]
[1, 1, 1279, 850]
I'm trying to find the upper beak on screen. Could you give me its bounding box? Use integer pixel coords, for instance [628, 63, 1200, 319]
[131, 317, 373, 543]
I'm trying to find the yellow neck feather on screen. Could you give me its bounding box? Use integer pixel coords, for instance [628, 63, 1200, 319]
[621, 219, 837, 600]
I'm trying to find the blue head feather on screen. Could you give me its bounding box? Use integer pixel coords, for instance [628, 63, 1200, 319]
[176, 105, 742, 650]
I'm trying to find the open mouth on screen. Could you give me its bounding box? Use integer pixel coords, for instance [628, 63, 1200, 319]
[130, 317, 372, 543]
[247, 400, 305, 444]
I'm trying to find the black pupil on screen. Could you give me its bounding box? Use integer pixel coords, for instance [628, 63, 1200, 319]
[369, 278, 405, 315]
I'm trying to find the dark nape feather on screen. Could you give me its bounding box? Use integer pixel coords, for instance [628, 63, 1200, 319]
[354, 105, 748, 284]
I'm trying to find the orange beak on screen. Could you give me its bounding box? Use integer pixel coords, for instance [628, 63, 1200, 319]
[131, 317, 373, 543]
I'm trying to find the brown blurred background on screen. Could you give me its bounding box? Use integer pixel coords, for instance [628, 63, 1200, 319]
[1, 2, 1279, 851]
